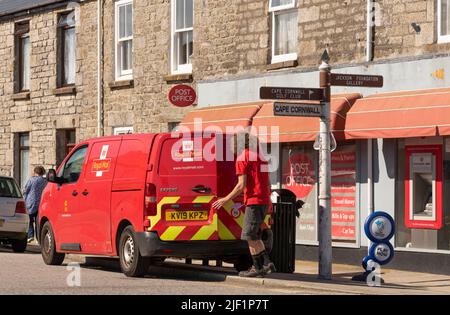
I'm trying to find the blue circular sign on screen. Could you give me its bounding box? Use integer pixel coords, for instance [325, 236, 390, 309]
[369, 242, 395, 266]
[364, 211, 395, 243]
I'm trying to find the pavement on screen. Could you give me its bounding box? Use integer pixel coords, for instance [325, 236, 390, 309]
[2, 242, 450, 295]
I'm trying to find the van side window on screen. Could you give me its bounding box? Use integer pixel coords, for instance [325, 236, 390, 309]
[59, 146, 88, 184]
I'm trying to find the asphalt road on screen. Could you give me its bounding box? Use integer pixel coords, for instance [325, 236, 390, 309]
[0, 244, 322, 295]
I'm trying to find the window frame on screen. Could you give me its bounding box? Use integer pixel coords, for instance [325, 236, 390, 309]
[438, 0, 450, 43]
[15, 22, 31, 92]
[269, 0, 296, 12]
[58, 12, 76, 87]
[113, 126, 134, 135]
[18, 133, 30, 189]
[171, 0, 194, 75]
[270, 0, 298, 64]
[114, 0, 133, 81]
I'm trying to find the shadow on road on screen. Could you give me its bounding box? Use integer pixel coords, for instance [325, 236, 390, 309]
[0, 243, 41, 255]
[78, 257, 229, 283]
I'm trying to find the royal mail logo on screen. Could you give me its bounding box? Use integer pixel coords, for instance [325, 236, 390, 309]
[92, 159, 112, 173]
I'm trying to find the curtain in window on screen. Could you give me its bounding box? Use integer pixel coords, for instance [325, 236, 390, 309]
[64, 28, 76, 85]
[442, 0, 449, 36]
[275, 11, 298, 56]
[21, 36, 31, 90]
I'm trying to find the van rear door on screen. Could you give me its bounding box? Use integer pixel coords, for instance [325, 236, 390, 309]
[148, 134, 219, 241]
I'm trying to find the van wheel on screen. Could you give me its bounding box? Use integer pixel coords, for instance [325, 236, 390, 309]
[234, 255, 253, 272]
[119, 226, 150, 277]
[40, 222, 65, 265]
[11, 236, 27, 253]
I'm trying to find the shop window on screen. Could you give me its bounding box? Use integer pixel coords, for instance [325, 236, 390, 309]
[269, 0, 298, 64]
[115, 0, 133, 81]
[438, 0, 450, 43]
[171, 0, 193, 74]
[56, 129, 76, 168]
[57, 12, 76, 86]
[281, 145, 317, 244]
[15, 21, 31, 92]
[14, 133, 30, 189]
[282, 143, 358, 246]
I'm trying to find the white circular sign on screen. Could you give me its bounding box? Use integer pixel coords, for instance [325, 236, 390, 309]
[370, 216, 393, 241]
[373, 243, 392, 263]
[231, 208, 240, 218]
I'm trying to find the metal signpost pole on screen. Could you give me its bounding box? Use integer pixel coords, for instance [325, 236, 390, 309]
[318, 50, 332, 280]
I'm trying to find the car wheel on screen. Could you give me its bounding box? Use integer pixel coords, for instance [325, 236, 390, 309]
[119, 226, 150, 277]
[40, 222, 65, 265]
[11, 236, 27, 253]
[234, 255, 253, 272]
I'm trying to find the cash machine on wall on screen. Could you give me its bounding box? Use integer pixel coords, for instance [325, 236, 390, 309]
[405, 145, 443, 248]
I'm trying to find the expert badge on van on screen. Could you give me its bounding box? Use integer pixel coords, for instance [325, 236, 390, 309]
[38, 133, 272, 277]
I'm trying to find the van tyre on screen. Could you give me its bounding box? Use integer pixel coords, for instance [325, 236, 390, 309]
[40, 222, 65, 265]
[119, 226, 150, 277]
[11, 236, 27, 253]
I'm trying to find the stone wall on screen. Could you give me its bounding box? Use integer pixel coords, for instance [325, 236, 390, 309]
[0, 0, 98, 176]
[375, 0, 450, 59]
[102, 0, 191, 135]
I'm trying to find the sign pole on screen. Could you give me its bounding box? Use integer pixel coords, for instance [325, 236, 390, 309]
[318, 50, 332, 280]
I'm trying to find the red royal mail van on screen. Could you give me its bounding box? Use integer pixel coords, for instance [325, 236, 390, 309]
[38, 133, 272, 277]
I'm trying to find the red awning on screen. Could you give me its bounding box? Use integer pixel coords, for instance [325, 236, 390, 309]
[345, 88, 450, 139]
[179, 102, 265, 132]
[252, 94, 362, 142]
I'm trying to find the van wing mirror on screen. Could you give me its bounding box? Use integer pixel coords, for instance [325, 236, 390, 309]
[47, 169, 62, 184]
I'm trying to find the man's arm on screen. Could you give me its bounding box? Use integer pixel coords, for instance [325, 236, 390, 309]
[212, 174, 246, 209]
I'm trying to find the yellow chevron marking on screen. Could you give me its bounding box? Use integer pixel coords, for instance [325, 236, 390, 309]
[149, 196, 180, 230]
[264, 215, 270, 226]
[218, 219, 236, 240]
[193, 195, 215, 204]
[191, 213, 218, 241]
[223, 200, 244, 228]
[160, 226, 185, 241]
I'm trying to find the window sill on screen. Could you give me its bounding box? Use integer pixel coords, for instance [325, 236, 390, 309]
[53, 86, 77, 96]
[266, 59, 298, 71]
[12, 91, 30, 101]
[437, 37, 450, 44]
[164, 73, 193, 84]
[109, 80, 134, 90]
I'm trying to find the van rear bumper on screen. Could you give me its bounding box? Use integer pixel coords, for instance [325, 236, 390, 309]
[135, 232, 250, 259]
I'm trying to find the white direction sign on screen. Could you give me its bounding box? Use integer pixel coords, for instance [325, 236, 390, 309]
[273, 102, 323, 117]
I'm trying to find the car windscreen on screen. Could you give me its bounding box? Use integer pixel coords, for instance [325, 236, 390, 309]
[0, 178, 22, 198]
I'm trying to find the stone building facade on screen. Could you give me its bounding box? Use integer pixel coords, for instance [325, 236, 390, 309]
[0, 0, 449, 189]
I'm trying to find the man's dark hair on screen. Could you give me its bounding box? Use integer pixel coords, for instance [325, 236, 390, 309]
[34, 166, 46, 176]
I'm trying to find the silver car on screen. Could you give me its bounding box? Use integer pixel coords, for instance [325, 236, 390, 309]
[0, 176, 29, 252]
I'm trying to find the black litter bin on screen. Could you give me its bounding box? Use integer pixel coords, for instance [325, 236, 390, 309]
[270, 189, 298, 273]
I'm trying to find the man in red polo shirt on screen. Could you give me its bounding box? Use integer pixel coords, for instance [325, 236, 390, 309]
[213, 132, 276, 277]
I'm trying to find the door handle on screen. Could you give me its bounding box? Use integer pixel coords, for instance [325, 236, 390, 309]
[192, 185, 211, 194]
[82, 190, 89, 196]
[72, 190, 78, 197]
